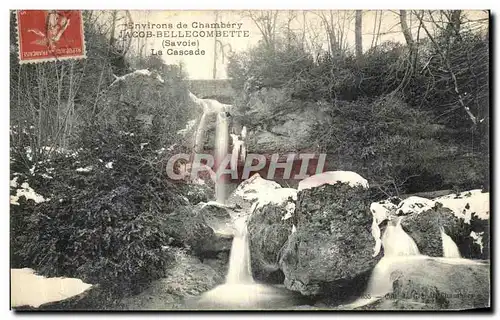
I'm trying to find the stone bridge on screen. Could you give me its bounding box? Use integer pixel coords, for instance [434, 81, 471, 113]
[187, 79, 235, 103]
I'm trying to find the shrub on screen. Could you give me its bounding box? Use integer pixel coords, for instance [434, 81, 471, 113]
[10, 63, 197, 307]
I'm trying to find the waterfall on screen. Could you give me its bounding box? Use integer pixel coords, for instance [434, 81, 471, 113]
[381, 217, 420, 257]
[196, 207, 298, 309]
[343, 220, 423, 310]
[215, 112, 229, 204]
[226, 217, 254, 284]
[440, 227, 461, 258]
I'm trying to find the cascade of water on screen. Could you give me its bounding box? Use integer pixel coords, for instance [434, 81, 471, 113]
[215, 112, 229, 204]
[225, 217, 254, 284]
[440, 227, 461, 258]
[381, 217, 420, 257]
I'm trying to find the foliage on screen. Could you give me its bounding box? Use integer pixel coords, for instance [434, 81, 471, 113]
[9, 10, 198, 307]
[227, 22, 489, 196]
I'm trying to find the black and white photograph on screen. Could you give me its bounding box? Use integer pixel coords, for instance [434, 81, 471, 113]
[8, 8, 491, 311]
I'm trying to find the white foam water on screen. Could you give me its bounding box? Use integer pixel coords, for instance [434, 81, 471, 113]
[196, 216, 299, 310]
[381, 218, 420, 257]
[226, 217, 253, 284]
[214, 112, 229, 204]
[440, 227, 461, 258]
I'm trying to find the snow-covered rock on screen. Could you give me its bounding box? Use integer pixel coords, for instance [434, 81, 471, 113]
[370, 200, 398, 225]
[297, 171, 369, 191]
[396, 196, 434, 215]
[433, 190, 489, 223]
[233, 173, 282, 203]
[11, 268, 93, 308]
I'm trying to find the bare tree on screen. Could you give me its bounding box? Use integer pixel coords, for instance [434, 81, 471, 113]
[355, 10, 363, 57]
[414, 10, 478, 125]
[243, 11, 280, 51]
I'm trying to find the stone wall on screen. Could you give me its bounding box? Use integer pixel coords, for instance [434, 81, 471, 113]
[187, 79, 235, 101]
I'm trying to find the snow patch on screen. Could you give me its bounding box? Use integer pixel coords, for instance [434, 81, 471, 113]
[110, 69, 164, 87]
[433, 190, 489, 223]
[371, 217, 382, 257]
[10, 181, 48, 205]
[11, 268, 93, 308]
[76, 166, 93, 173]
[10, 177, 18, 188]
[396, 196, 434, 215]
[470, 231, 484, 253]
[370, 200, 397, 225]
[177, 119, 197, 136]
[298, 171, 369, 191]
[234, 173, 282, 202]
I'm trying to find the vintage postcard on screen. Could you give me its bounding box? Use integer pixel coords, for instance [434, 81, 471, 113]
[9, 9, 490, 311]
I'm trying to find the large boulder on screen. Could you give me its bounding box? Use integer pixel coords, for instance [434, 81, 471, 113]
[247, 189, 297, 283]
[353, 256, 490, 310]
[298, 171, 369, 191]
[400, 206, 469, 257]
[279, 182, 380, 296]
[161, 206, 218, 256]
[434, 190, 490, 259]
[396, 189, 490, 259]
[226, 173, 282, 214]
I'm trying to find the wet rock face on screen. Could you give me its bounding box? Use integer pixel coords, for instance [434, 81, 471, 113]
[247, 202, 294, 283]
[400, 206, 483, 259]
[356, 258, 490, 311]
[279, 183, 380, 296]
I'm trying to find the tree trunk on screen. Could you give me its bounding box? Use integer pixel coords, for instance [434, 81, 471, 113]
[400, 10, 414, 48]
[355, 10, 363, 58]
[213, 11, 219, 79]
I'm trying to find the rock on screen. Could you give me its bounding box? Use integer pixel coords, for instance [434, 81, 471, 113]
[354, 256, 490, 310]
[226, 174, 298, 283]
[298, 171, 369, 191]
[370, 198, 400, 225]
[400, 206, 480, 258]
[248, 201, 295, 283]
[195, 202, 234, 236]
[394, 190, 489, 259]
[279, 182, 380, 295]
[181, 183, 213, 205]
[396, 196, 434, 215]
[226, 173, 282, 214]
[203, 252, 229, 280]
[433, 189, 489, 224]
[118, 248, 224, 310]
[243, 89, 331, 153]
[161, 206, 217, 256]
[433, 190, 490, 259]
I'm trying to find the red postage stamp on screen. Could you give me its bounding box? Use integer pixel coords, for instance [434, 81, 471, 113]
[16, 10, 86, 64]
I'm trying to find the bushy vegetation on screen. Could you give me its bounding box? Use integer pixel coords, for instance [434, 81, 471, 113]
[227, 13, 489, 196]
[9, 11, 202, 308]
